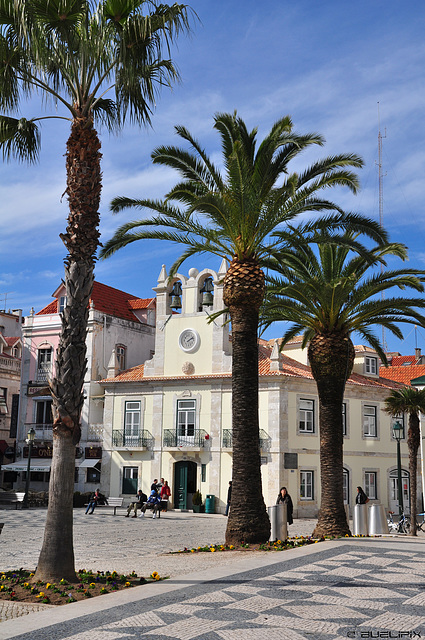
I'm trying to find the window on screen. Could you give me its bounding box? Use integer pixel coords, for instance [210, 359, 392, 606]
[300, 470, 314, 500]
[299, 399, 314, 433]
[342, 402, 347, 436]
[124, 401, 140, 445]
[364, 471, 377, 499]
[0, 388, 7, 415]
[35, 400, 53, 426]
[59, 296, 67, 313]
[363, 405, 377, 437]
[37, 348, 52, 382]
[87, 467, 101, 484]
[365, 356, 377, 375]
[177, 399, 196, 439]
[122, 467, 138, 493]
[116, 345, 126, 371]
[343, 469, 349, 504]
[201, 463, 206, 482]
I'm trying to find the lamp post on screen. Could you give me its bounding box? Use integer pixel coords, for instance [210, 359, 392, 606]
[392, 420, 404, 517]
[22, 427, 36, 509]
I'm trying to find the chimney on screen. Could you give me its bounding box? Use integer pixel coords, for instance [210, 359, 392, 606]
[415, 347, 422, 361]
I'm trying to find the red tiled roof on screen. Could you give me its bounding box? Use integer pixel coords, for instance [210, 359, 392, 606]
[100, 341, 403, 390]
[4, 337, 21, 346]
[388, 355, 416, 366]
[36, 281, 155, 323]
[379, 364, 425, 385]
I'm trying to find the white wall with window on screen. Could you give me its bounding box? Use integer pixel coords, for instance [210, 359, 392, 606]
[123, 400, 141, 446]
[363, 404, 378, 437]
[300, 470, 314, 500]
[299, 398, 315, 434]
[364, 471, 377, 499]
[365, 356, 378, 375]
[116, 345, 126, 371]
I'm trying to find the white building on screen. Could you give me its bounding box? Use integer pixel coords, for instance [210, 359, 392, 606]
[99, 263, 411, 516]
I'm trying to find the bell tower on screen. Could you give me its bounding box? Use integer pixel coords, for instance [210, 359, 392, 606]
[143, 260, 231, 377]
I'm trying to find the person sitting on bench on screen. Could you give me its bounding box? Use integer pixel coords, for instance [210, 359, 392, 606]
[125, 490, 147, 518]
[139, 490, 161, 519]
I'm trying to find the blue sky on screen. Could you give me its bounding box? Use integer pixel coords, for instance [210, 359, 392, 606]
[1, 1, 425, 354]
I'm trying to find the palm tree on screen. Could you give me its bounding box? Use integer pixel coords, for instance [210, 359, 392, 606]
[0, 0, 192, 582]
[100, 111, 378, 545]
[262, 230, 425, 538]
[383, 387, 425, 536]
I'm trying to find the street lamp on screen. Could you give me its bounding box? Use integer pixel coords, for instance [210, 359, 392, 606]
[22, 427, 36, 509]
[392, 420, 404, 517]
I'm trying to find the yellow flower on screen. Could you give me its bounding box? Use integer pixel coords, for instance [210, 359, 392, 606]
[37, 592, 45, 598]
[229, 545, 234, 550]
[210, 548, 215, 552]
[155, 575, 161, 581]
[191, 549, 195, 553]
[125, 582, 131, 587]
[1, 575, 5, 580]
[29, 573, 34, 577]
[89, 583, 96, 588]
[277, 540, 282, 545]
[151, 571, 158, 578]
[46, 583, 51, 589]
[0, 585, 4, 591]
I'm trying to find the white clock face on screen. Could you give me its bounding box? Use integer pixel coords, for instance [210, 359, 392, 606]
[178, 329, 200, 353]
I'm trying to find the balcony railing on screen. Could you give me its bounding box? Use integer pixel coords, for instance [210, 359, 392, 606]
[0, 356, 20, 374]
[112, 429, 153, 449]
[87, 424, 104, 442]
[25, 422, 53, 440]
[221, 429, 270, 451]
[163, 429, 208, 448]
[36, 364, 52, 382]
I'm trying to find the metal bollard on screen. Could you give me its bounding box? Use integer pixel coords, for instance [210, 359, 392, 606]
[353, 503, 368, 536]
[368, 503, 389, 535]
[268, 503, 288, 542]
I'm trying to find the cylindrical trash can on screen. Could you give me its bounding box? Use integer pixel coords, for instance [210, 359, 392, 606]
[205, 494, 215, 514]
[353, 503, 368, 535]
[268, 503, 288, 542]
[368, 504, 389, 535]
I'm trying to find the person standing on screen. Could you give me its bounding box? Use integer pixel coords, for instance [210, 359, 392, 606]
[225, 481, 232, 516]
[160, 481, 171, 512]
[356, 486, 369, 504]
[276, 487, 293, 525]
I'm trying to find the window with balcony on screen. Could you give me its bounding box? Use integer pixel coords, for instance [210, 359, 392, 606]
[37, 348, 53, 382]
[299, 398, 315, 433]
[363, 405, 377, 437]
[124, 401, 140, 445]
[177, 399, 196, 442]
[300, 470, 314, 499]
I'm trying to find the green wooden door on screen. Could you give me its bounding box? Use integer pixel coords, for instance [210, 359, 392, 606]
[175, 462, 188, 509]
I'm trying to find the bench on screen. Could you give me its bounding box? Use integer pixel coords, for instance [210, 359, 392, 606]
[142, 501, 161, 518]
[84, 497, 124, 515]
[0, 492, 25, 509]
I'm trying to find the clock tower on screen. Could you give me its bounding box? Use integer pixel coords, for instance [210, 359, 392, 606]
[143, 259, 232, 377]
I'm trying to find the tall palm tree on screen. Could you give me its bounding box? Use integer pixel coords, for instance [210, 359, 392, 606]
[0, 0, 192, 581]
[383, 387, 425, 536]
[100, 111, 380, 545]
[262, 230, 425, 538]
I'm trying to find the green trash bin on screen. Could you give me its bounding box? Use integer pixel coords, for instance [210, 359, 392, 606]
[205, 494, 215, 514]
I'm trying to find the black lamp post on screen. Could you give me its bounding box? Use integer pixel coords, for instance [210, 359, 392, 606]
[22, 427, 36, 509]
[392, 420, 404, 517]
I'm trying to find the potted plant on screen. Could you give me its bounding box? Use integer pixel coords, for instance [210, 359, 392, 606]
[192, 490, 203, 513]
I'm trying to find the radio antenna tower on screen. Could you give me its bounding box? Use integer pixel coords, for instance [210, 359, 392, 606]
[376, 102, 387, 353]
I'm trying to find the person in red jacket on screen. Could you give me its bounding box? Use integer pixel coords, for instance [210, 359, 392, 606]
[160, 480, 171, 512]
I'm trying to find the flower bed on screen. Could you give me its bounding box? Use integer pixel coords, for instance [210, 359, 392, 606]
[173, 536, 323, 554]
[0, 569, 166, 606]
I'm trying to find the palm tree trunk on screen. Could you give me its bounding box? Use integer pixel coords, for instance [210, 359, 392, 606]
[309, 333, 354, 538]
[224, 259, 270, 544]
[35, 118, 101, 582]
[408, 413, 420, 536]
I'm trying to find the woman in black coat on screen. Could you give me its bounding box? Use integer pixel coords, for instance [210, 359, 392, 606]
[355, 486, 369, 504]
[276, 486, 294, 525]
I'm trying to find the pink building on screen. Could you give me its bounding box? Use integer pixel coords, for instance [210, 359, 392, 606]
[5, 282, 155, 495]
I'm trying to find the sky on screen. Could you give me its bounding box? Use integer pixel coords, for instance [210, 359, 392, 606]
[1, 1, 425, 354]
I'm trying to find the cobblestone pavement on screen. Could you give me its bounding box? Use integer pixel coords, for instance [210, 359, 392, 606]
[1, 509, 425, 639]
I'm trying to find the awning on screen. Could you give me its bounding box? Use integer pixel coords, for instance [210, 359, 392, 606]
[77, 459, 101, 468]
[2, 460, 51, 472]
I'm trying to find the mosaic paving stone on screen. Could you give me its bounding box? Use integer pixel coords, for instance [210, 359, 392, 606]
[355, 555, 398, 566]
[184, 592, 235, 604]
[156, 604, 209, 616]
[139, 616, 229, 639]
[282, 604, 368, 620]
[309, 593, 387, 611]
[403, 592, 425, 605]
[223, 584, 263, 595]
[323, 566, 368, 577]
[358, 611, 425, 629]
[216, 629, 307, 640]
[328, 586, 405, 599]
[254, 613, 341, 634]
[222, 595, 285, 612]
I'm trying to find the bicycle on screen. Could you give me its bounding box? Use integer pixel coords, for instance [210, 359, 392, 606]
[387, 511, 411, 534]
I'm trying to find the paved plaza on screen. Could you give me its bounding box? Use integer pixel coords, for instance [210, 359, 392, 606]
[0, 508, 424, 639]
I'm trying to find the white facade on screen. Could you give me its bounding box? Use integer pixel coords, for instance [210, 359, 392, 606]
[100, 263, 413, 517]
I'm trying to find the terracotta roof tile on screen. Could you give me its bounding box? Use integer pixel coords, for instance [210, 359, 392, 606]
[4, 337, 21, 346]
[379, 364, 425, 385]
[100, 341, 403, 390]
[36, 281, 155, 323]
[388, 355, 416, 366]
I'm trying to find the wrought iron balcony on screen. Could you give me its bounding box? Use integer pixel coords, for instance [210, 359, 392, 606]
[221, 429, 270, 451]
[163, 429, 208, 448]
[112, 429, 153, 449]
[36, 364, 52, 382]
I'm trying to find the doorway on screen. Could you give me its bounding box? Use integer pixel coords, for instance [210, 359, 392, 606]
[389, 469, 410, 514]
[174, 461, 197, 509]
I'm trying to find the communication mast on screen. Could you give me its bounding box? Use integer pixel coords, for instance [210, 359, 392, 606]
[376, 102, 387, 353]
